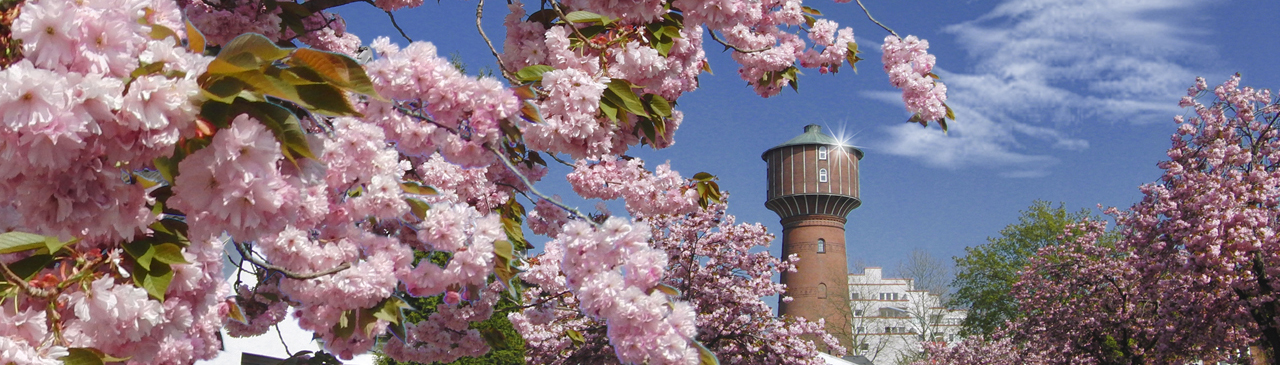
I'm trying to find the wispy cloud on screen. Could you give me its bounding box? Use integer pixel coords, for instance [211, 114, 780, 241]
[871, 0, 1216, 177]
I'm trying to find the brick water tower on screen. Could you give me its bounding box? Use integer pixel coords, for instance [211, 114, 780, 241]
[763, 124, 862, 344]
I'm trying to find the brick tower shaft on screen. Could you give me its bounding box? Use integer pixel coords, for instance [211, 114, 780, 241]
[762, 124, 863, 349]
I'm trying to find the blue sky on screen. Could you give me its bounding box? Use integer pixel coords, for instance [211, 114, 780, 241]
[334, 0, 1280, 275]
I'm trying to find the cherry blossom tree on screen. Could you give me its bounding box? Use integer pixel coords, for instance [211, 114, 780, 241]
[512, 195, 842, 364]
[0, 0, 952, 363]
[917, 76, 1278, 365]
[1115, 75, 1280, 364]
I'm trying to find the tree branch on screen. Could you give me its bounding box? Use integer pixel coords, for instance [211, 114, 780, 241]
[303, 0, 363, 13]
[486, 144, 595, 225]
[233, 240, 352, 280]
[854, 0, 899, 38]
[359, 0, 414, 42]
[707, 31, 770, 53]
[476, 0, 517, 83]
[0, 260, 53, 299]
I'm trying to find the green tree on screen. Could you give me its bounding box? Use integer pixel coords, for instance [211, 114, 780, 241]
[948, 200, 1101, 337]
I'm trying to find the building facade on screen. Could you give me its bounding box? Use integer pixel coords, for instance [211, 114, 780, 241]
[846, 267, 966, 365]
[763, 124, 863, 348]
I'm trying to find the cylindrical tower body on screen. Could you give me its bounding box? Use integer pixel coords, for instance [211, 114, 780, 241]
[762, 124, 862, 347]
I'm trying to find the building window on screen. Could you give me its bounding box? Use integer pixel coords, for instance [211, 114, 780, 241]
[818, 146, 828, 160]
[850, 292, 859, 300]
[819, 168, 828, 183]
[859, 343, 869, 351]
[816, 238, 825, 253]
[854, 309, 864, 317]
[856, 327, 866, 334]
[879, 292, 899, 301]
[818, 283, 827, 299]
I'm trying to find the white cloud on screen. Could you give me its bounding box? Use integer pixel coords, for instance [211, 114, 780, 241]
[872, 0, 1216, 176]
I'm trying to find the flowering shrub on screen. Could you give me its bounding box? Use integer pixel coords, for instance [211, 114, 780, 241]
[0, 0, 949, 364]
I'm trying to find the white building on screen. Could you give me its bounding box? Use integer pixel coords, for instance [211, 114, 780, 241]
[844, 267, 966, 365]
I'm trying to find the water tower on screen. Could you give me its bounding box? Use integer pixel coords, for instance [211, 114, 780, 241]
[762, 124, 862, 344]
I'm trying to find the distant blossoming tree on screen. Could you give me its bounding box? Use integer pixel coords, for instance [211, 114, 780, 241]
[0, 0, 950, 364]
[918, 75, 1279, 365]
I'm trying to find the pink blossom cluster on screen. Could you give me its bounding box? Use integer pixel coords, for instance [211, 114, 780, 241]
[170, 115, 301, 241]
[183, 0, 361, 54]
[882, 35, 948, 122]
[0, 0, 204, 243]
[566, 156, 699, 218]
[362, 37, 520, 166]
[225, 280, 290, 337]
[554, 218, 700, 364]
[0, 306, 64, 365]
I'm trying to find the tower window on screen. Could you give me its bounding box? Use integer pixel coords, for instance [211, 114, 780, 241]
[819, 168, 828, 183]
[818, 283, 827, 299]
[817, 238, 825, 253]
[818, 146, 828, 160]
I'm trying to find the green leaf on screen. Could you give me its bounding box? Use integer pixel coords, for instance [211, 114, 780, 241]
[566, 329, 585, 346]
[644, 94, 672, 118]
[61, 348, 130, 365]
[296, 83, 361, 117]
[232, 69, 304, 105]
[387, 321, 407, 342]
[277, 0, 312, 17]
[153, 155, 180, 186]
[692, 172, 715, 182]
[845, 43, 862, 73]
[185, 18, 206, 54]
[5, 254, 54, 282]
[152, 243, 189, 265]
[406, 198, 431, 219]
[333, 309, 357, 339]
[149, 24, 180, 44]
[287, 48, 382, 99]
[515, 64, 554, 83]
[140, 262, 174, 300]
[695, 341, 721, 365]
[801, 5, 823, 15]
[400, 181, 438, 196]
[500, 216, 527, 250]
[521, 100, 544, 124]
[654, 284, 681, 297]
[371, 296, 411, 324]
[637, 118, 658, 144]
[207, 33, 291, 75]
[130, 61, 167, 80]
[563, 10, 604, 24]
[44, 235, 71, 254]
[228, 299, 248, 324]
[199, 75, 248, 103]
[604, 79, 648, 117]
[0, 232, 52, 254]
[598, 98, 621, 122]
[479, 327, 512, 351]
[244, 100, 316, 161]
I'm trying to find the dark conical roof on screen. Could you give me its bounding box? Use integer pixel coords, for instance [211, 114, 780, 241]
[762, 124, 863, 159]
